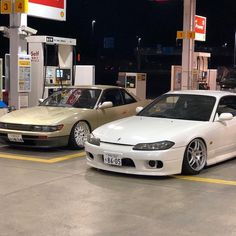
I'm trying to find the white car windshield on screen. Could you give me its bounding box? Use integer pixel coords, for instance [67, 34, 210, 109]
[138, 94, 216, 121]
[41, 88, 102, 109]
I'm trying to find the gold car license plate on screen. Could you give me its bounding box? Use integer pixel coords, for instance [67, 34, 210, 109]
[104, 153, 122, 166]
[7, 133, 24, 142]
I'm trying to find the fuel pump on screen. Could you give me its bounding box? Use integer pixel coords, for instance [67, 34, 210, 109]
[117, 72, 147, 99]
[194, 52, 210, 89]
[171, 52, 217, 90]
[27, 36, 76, 107]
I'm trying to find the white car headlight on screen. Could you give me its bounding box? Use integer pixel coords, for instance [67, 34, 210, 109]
[133, 141, 175, 151]
[87, 133, 100, 146]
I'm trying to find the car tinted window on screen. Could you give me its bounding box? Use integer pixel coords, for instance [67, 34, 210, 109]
[41, 88, 101, 109]
[138, 94, 216, 121]
[121, 89, 137, 104]
[100, 89, 124, 107]
[217, 96, 236, 116]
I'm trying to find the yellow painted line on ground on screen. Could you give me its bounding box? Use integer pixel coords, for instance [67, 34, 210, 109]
[1, 151, 236, 185]
[47, 152, 86, 163]
[174, 175, 236, 186]
[0, 151, 86, 163]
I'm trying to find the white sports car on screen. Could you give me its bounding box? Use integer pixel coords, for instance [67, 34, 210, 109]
[86, 90, 236, 176]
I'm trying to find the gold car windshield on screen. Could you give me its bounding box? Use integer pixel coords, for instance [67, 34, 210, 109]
[41, 88, 102, 109]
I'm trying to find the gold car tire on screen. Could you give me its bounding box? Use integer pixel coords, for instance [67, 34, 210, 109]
[69, 121, 91, 149]
[182, 138, 207, 175]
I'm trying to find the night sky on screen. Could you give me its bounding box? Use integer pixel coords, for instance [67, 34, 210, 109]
[1, 0, 236, 57]
[30, 0, 236, 51]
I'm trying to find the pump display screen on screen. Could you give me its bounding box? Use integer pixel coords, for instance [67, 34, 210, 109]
[56, 68, 71, 81]
[126, 76, 136, 88]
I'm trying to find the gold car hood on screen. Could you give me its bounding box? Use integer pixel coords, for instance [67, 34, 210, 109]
[0, 106, 86, 125]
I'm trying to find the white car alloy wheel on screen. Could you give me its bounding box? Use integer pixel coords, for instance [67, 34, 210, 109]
[182, 138, 207, 175]
[69, 121, 90, 149]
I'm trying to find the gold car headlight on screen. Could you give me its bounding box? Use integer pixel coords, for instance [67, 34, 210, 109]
[32, 124, 64, 132]
[133, 141, 175, 151]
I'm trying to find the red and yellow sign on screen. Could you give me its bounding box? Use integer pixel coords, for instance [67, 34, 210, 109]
[28, 0, 66, 21]
[29, 0, 64, 8]
[195, 15, 207, 41]
[187, 31, 195, 39]
[15, 0, 28, 13]
[176, 31, 185, 40]
[0, 0, 12, 14]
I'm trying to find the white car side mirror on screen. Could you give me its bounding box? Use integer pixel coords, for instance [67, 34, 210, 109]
[217, 113, 233, 122]
[99, 101, 113, 109]
[136, 106, 143, 113]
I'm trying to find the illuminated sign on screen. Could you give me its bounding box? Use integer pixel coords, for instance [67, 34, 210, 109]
[18, 54, 31, 92]
[28, 0, 66, 21]
[187, 31, 195, 39]
[0, 0, 12, 14]
[15, 0, 28, 13]
[29, 0, 64, 8]
[176, 31, 185, 39]
[195, 15, 206, 41]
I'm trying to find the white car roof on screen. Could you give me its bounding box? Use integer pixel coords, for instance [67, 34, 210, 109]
[166, 90, 236, 99]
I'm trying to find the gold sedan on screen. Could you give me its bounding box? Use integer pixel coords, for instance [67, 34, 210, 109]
[0, 85, 150, 149]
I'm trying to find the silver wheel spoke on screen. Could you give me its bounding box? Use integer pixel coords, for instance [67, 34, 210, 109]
[189, 156, 196, 166]
[196, 141, 200, 151]
[195, 158, 201, 168]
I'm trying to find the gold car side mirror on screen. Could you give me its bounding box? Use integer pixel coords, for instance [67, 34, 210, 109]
[99, 101, 113, 109]
[136, 106, 143, 114]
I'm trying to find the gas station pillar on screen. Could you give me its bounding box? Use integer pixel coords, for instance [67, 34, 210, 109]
[181, 0, 196, 90]
[9, 13, 28, 109]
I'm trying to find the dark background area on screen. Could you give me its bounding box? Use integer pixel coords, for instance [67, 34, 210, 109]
[1, 0, 236, 97]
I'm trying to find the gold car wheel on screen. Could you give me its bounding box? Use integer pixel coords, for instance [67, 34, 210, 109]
[70, 121, 90, 149]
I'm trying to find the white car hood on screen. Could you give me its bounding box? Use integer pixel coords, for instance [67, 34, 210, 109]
[93, 116, 206, 146]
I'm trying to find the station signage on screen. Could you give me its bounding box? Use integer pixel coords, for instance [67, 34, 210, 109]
[18, 54, 31, 92]
[0, 0, 12, 14]
[1, 0, 28, 14]
[177, 15, 206, 41]
[195, 15, 206, 41]
[176, 31, 185, 39]
[28, 0, 66, 21]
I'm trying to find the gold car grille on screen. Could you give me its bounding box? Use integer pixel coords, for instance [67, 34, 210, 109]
[0, 123, 33, 131]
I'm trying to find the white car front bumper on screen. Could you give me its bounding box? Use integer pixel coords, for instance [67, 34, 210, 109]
[85, 141, 186, 176]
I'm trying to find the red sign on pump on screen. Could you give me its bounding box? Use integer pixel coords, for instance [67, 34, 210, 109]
[195, 15, 206, 41]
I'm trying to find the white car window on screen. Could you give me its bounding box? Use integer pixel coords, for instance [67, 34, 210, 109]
[217, 96, 236, 116]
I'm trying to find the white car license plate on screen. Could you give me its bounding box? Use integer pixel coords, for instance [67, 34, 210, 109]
[104, 153, 122, 166]
[7, 133, 24, 143]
